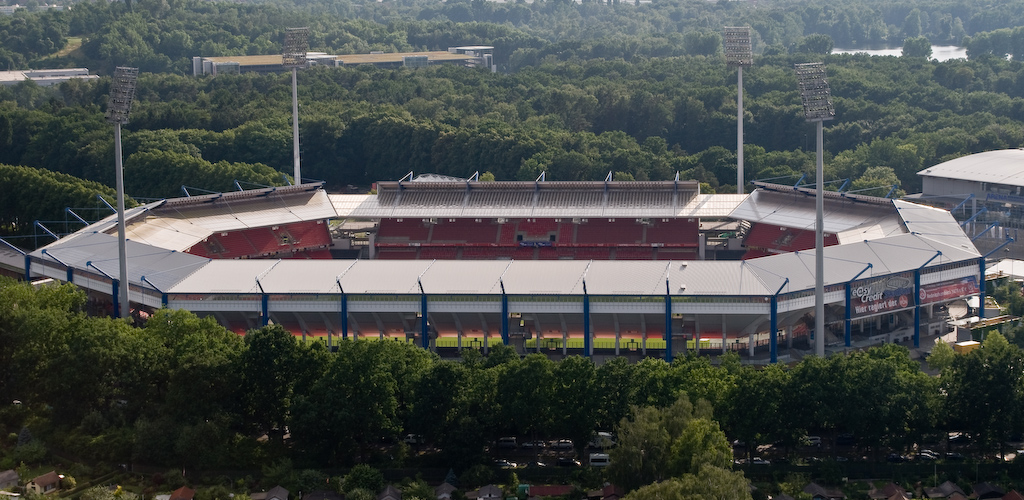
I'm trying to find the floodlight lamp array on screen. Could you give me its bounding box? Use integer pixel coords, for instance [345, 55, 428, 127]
[105, 66, 138, 125]
[723, 27, 753, 67]
[795, 62, 835, 122]
[283, 27, 310, 68]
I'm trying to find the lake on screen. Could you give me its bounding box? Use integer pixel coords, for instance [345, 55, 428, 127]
[831, 45, 967, 61]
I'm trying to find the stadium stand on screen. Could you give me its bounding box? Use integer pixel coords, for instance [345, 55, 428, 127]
[644, 218, 700, 245]
[420, 247, 460, 260]
[377, 219, 431, 242]
[576, 219, 644, 245]
[430, 219, 499, 243]
[377, 248, 419, 259]
[742, 223, 839, 259]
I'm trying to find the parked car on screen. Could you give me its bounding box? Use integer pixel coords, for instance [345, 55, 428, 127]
[945, 452, 965, 461]
[403, 434, 424, 445]
[750, 457, 771, 465]
[494, 459, 518, 469]
[802, 435, 822, 447]
[557, 457, 582, 467]
[524, 460, 549, 468]
[497, 437, 517, 449]
[552, 439, 574, 450]
[520, 440, 547, 450]
[887, 453, 907, 463]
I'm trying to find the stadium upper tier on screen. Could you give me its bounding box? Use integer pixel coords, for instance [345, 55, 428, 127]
[331, 180, 745, 219]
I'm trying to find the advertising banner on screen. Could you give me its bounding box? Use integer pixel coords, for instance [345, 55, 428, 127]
[850, 272, 914, 318]
[919, 276, 979, 305]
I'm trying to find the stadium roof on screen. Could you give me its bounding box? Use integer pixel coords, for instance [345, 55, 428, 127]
[68, 184, 337, 253]
[156, 231, 976, 298]
[917, 149, 1024, 187]
[26, 183, 981, 301]
[331, 180, 744, 218]
[731, 182, 904, 239]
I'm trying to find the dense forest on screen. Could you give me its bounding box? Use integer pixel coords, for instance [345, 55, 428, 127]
[3, 277, 1024, 492]
[4, 0, 1024, 242]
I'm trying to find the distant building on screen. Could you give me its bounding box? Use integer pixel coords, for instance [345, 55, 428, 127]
[25, 472, 59, 496]
[0, 68, 99, 87]
[0, 470, 18, 491]
[192, 46, 494, 76]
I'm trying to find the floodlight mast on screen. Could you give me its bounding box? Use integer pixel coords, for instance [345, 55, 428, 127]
[724, 27, 753, 195]
[283, 27, 309, 185]
[105, 66, 139, 321]
[795, 62, 835, 358]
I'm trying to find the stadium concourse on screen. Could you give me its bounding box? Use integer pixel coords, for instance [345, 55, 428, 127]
[5, 177, 986, 364]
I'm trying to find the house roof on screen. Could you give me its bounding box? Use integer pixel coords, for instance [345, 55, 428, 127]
[169, 486, 195, 500]
[30, 472, 58, 487]
[302, 490, 340, 500]
[1002, 490, 1024, 500]
[974, 483, 1005, 499]
[378, 485, 402, 500]
[530, 485, 574, 497]
[435, 483, 457, 497]
[869, 483, 909, 500]
[926, 481, 966, 499]
[266, 487, 289, 500]
[472, 485, 502, 499]
[803, 483, 846, 500]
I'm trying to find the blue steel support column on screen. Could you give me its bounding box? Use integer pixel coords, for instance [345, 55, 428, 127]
[112, 279, 120, 318]
[770, 295, 778, 363]
[664, 279, 673, 363]
[501, 294, 509, 345]
[914, 269, 922, 348]
[583, 293, 591, 357]
[67, 268, 74, 283]
[341, 293, 349, 340]
[978, 257, 986, 320]
[261, 294, 269, 326]
[24, 255, 31, 282]
[844, 283, 852, 347]
[421, 294, 429, 349]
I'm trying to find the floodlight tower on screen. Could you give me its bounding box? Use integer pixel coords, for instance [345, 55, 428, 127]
[724, 27, 753, 194]
[795, 62, 835, 358]
[105, 66, 139, 320]
[283, 27, 309, 184]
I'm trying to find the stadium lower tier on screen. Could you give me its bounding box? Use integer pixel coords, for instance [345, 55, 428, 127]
[132, 299, 955, 363]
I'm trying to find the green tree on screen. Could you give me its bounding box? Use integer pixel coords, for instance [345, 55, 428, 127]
[623, 466, 751, 500]
[902, 36, 933, 58]
[238, 325, 302, 441]
[343, 465, 385, 494]
[608, 393, 730, 492]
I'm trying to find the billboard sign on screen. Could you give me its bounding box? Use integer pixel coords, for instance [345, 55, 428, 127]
[850, 273, 914, 318]
[919, 276, 979, 305]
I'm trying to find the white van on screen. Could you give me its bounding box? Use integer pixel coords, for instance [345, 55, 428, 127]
[589, 453, 610, 467]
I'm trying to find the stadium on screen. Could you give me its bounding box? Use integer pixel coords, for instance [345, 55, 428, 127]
[1, 173, 987, 364]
